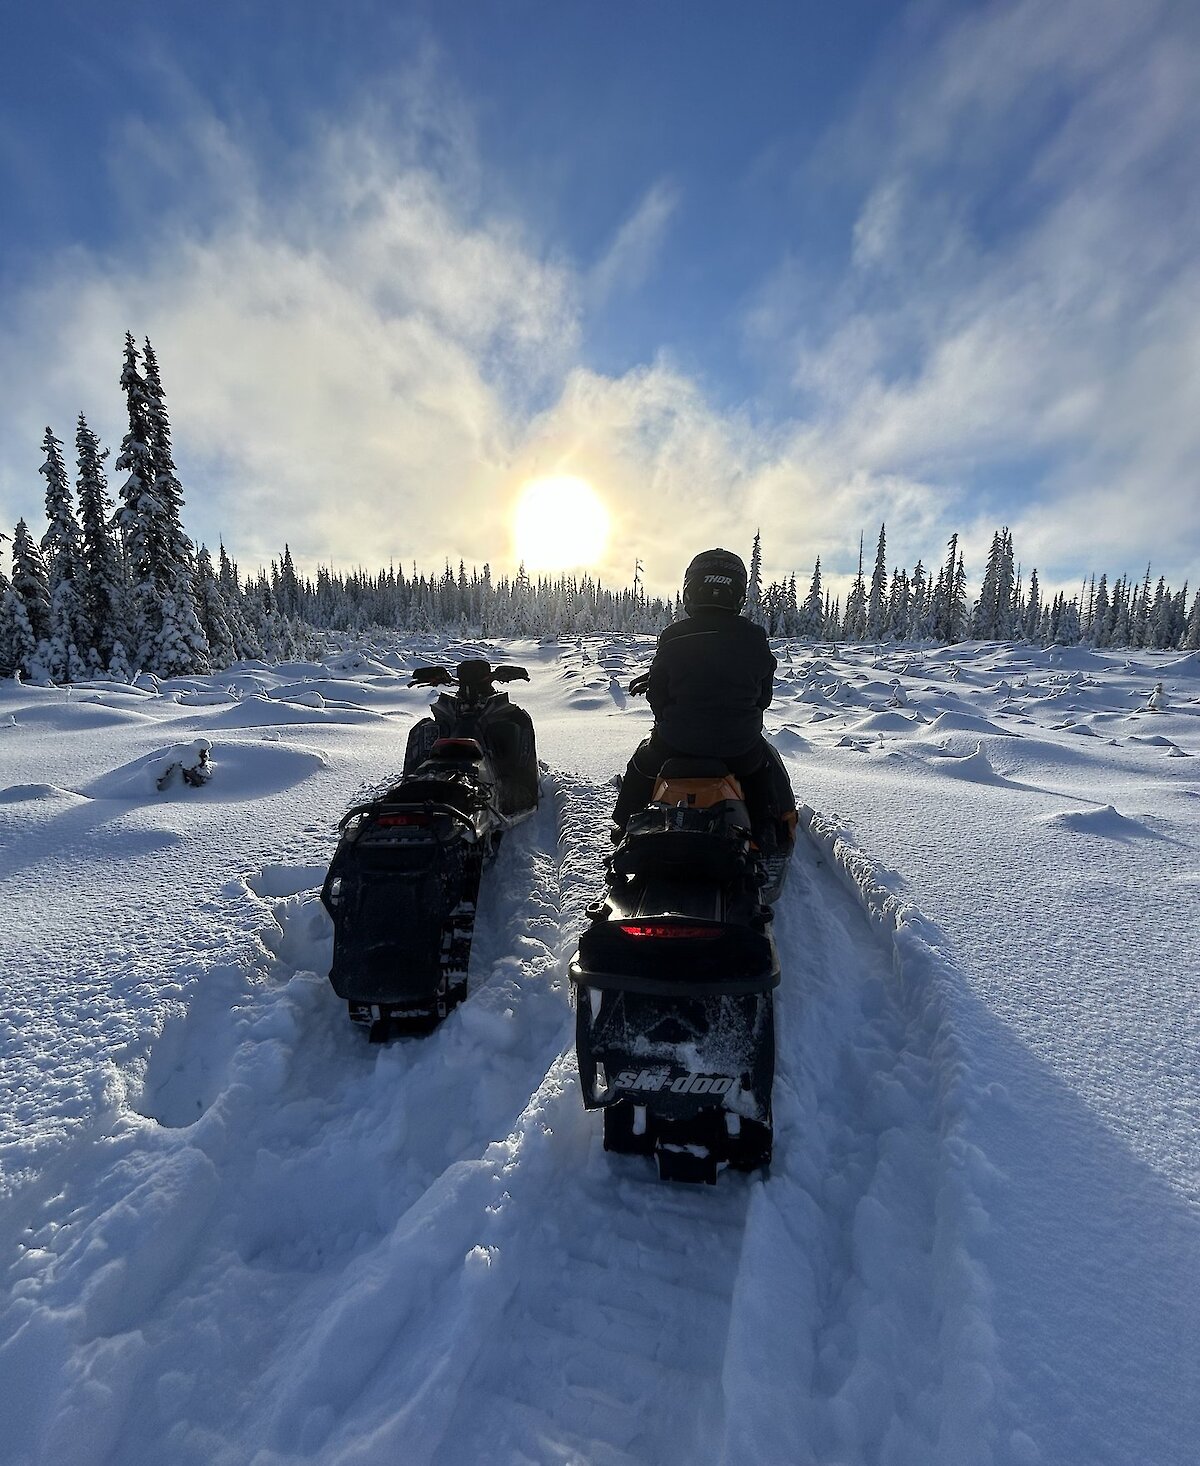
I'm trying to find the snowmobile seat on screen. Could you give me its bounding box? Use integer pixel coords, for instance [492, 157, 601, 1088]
[612, 805, 753, 882]
[611, 829, 751, 883]
[431, 737, 486, 762]
[657, 757, 730, 780]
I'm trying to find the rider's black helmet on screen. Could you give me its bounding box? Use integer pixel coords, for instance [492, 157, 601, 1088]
[682, 547, 748, 613]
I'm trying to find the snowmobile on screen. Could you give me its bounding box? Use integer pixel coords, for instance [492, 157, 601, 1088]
[570, 754, 793, 1184]
[322, 660, 538, 1040]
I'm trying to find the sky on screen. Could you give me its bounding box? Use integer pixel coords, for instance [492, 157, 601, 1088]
[0, 0, 1197, 600]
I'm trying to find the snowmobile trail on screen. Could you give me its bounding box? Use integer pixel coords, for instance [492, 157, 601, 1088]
[722, 826, 1008, 1466]
[3, 760, 1005, 1465]
[387, 771, 758, 1466]
[1, 784, 581, 1465]
[410, 797, 1002, 1466]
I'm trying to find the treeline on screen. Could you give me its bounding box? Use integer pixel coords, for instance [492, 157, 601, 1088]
[747, 526, 1199, 651]
[0, 336, 316, 681]
[2, 341, 1197, 681]
[266, 552, 676, 638]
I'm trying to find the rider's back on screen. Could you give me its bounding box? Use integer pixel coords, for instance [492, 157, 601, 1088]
[647, 607, 776, 758]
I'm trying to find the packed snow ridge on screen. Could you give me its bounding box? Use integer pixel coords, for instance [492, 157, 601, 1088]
[1, 636, 1197, 1465]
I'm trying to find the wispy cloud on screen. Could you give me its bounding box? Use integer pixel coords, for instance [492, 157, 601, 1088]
[756, 0, 1200, 585]
[586, 181, 680, 306]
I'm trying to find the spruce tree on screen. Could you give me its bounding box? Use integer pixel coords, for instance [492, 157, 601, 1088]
[141, 338, 209, 674]
[115, 333, 167, 666]
[194, 546, 238, 668]
[1132, 564, 1153, 648]
[1185, 589, 1200, 650]
[949, 551, 968, 643]
[1091, 574, 1109, 647]
[910, 560, 928, 639]
[75, 414, 125, 671]
[866, 523, 888, 640]
[0, 583, 37, 676]
[39, 427, 82, 585]
[38, 427, 89, 680]
[845, 533, 867, 641]
[746, 531, 764, 625]
[802, 558, 823, 638]
[1022, 569, 1041, 641]
[11, 519, 52, 646]
[934, 535, 958, 642]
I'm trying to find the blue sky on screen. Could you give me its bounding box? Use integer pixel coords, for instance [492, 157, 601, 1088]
[1, 0, 1196, 598]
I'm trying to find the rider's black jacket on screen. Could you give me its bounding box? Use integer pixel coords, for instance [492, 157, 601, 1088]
[646, 606, 776, 758]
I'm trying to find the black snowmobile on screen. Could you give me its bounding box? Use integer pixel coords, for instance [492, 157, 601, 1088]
[322, 660, 538, 1040]
[570, 754, 792, 1184]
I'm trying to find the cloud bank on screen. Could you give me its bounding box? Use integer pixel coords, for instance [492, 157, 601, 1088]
[0, 2, 1196, 600]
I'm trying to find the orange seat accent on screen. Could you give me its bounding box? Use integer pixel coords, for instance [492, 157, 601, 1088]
[651, 774, 746, 808]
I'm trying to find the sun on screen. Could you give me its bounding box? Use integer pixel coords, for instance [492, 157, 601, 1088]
[512, 475, 610, 572]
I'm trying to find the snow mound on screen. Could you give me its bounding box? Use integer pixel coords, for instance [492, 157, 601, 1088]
[930, 743, 1003, 782]
[324, 651, 396, 676]
[249, 863, 329, 899]
[5, 699, 158, 729]
[84, 740, 328, 801]
[926, 708, 1014, 737]
[1163, 651, 1200, 677]
[83, 739, 213, 796]
[0, 782, 90, 805]
[1046, 647, 1113, 670]
[270, 686, 326, 709]
[207, 693, 379, 727]
[768, 725, 811, 752]
[1039, 805, 1158, 840]
[176, 689, 238, 707]
[849, 710, 925, 734]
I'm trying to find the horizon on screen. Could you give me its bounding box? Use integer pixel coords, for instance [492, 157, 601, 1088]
[1, 0, 1197, 599]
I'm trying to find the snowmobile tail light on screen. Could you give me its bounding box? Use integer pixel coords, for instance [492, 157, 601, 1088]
[376, 813, 431, 827]
[617, 922, 721, 940]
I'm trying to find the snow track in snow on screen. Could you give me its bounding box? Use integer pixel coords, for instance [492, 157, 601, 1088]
[723, 822, 1015, 1465]
[5, 764, 1013, 1463]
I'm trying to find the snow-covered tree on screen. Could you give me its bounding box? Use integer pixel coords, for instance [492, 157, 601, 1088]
[866, 523, 888, 641]
[745, 531, 763, 625]
[1090, 574, 1109, 647]
[800, 558, 823, 638]
[39, 428, 82, 585]
[141, 338, 209, 674]
[115, 335, 209, 674]
[1185, 589, 1200, 650]
[191, 545, 237, 671]
[844, 533, 867, 640]
[75, 413, 125, 671]
[10, 519, 52, 647]
[37, 427, 90, 680]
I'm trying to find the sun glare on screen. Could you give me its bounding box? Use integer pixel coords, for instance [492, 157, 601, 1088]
[513, 475, 610, 572]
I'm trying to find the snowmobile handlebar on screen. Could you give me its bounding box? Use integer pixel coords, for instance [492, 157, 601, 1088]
[409, 661, 530, 689]
[407, 662, 530, 689]
[628, 671, 651, 697]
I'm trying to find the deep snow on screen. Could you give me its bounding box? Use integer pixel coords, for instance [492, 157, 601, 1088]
[0, 638, 1197, 1465]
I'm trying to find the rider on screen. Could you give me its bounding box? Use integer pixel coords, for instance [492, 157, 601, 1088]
[612, 547, 797, 845]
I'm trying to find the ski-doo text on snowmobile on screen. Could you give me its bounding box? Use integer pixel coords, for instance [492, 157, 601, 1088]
[322, 660, 538, 1040]
[570, 755, 791, 1184]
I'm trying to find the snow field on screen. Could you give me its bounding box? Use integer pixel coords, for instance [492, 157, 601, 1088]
[0, 636, 1197, 1464]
